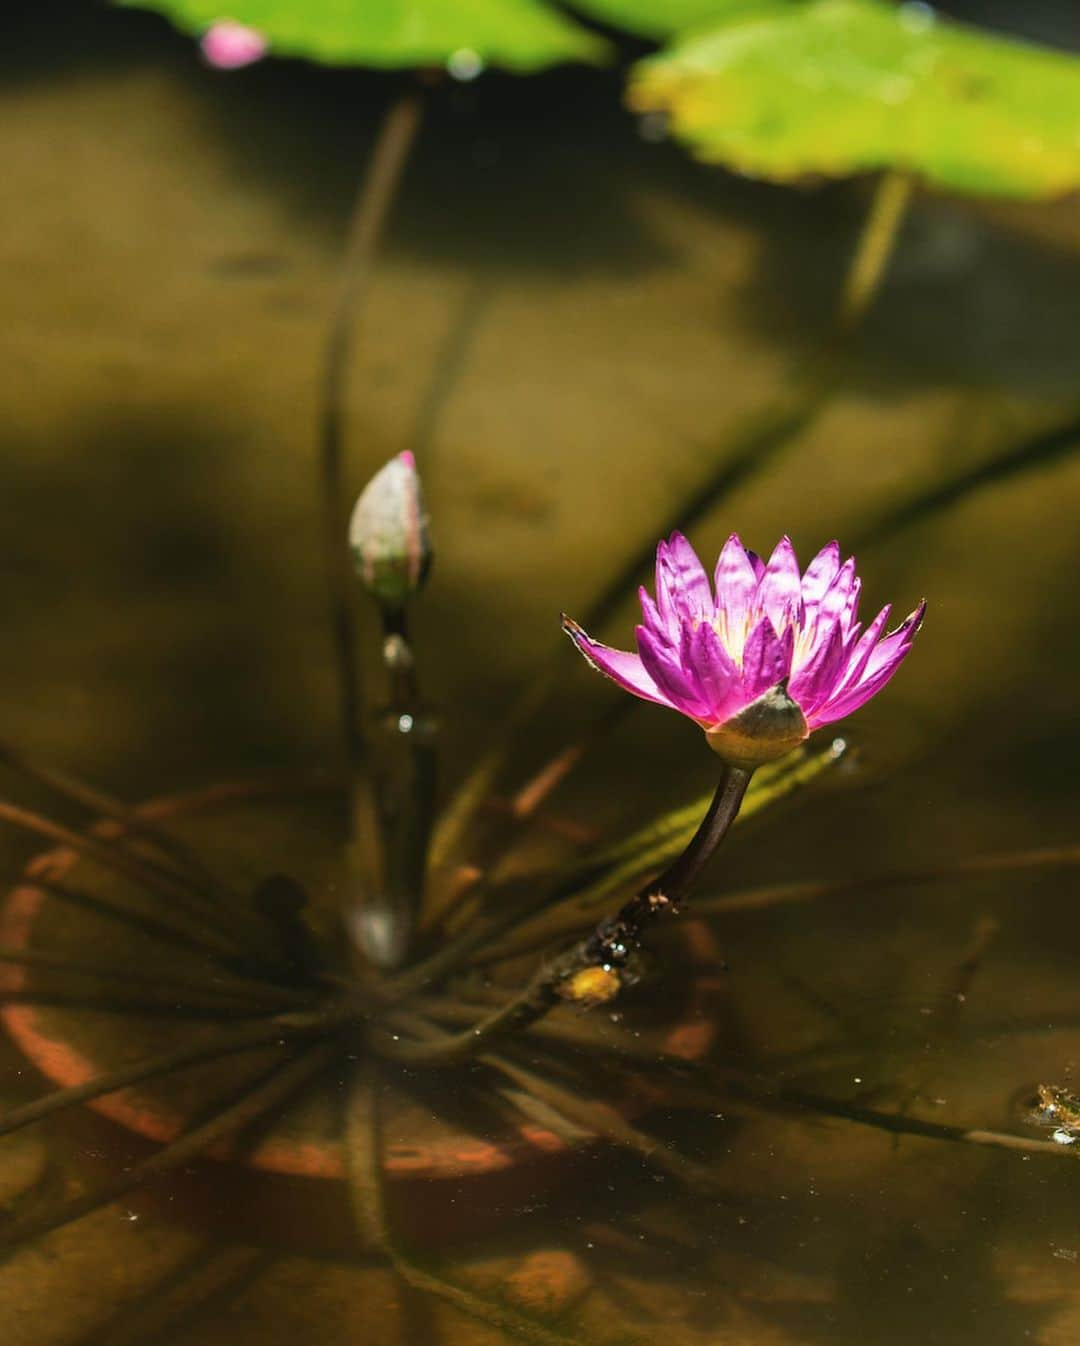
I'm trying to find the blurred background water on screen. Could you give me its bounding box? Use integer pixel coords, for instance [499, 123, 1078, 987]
[1, 2, 1079, 1343]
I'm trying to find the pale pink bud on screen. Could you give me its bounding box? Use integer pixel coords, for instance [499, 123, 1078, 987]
[349, 452, 432, 609]
[200, 20, 268, 70]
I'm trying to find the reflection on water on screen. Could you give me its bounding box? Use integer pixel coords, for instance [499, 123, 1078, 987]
[1, 2, 1080, 1344]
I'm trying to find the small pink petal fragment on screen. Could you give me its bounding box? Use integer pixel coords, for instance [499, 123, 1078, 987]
[200, 21, 268, 70]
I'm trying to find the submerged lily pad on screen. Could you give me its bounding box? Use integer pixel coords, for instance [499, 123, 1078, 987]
[115, 0, 609, 72]
[629, 0, 1080, 198]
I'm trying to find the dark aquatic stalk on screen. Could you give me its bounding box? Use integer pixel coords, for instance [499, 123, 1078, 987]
[0, 741, 224, 894]
[343, 1039, 595, 1346]
[0, 990, 281, 1019]
[27, 874, 283, 982]
[0, 1006, 341, 1138]
[352, 606, 438, 969]
[0, 800, 259, 960]
[406, 998, 1080, 1170]
[318, 86, 424, 817]
[853, 408, 1080, 550]
[378, 1006, 729, 1192]
[485, 1052, 729, 1194]
[691, 841, 1080, 916]
[77, 1245, 278, 1346]
[0, 1042, 338, 1252]
[0, 946, 315, 1009]
[665, 1071, 1080, 1164]
[419, 744, 841, 985]
[379, 768, 752, 1065]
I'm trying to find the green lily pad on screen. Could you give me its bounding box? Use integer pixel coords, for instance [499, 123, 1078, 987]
[628, 0, 1080, 199]
[115, 0, 609, 72]
[567, 0, 780, 41]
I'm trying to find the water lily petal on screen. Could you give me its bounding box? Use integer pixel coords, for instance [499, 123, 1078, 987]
[741, 617, 794, 702]
[813, 603, 924, 724]
[839, 576, 863, 637]
[801, 540, 841, 612]
[789, 617, 847, 713]
[657, 531, 713, 623]
[562, 617, 672, 708]
[817, 556, 859, 632]
[638, 585, 677, 647]
[685, 620, 740, 721]
[756, 536, 804, 633]
[637, 625, 713, 719]
[566, 533, 923, 761]
[862, 601, 926, 680]
[713, 533, 759, 633]
[810, 651, 911, 725]
[831, 603, 892, 695]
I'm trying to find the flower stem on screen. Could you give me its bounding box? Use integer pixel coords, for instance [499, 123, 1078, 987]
[377, 767, 752, 1065]
[835, 170, 915, 335]
[350, 608, 438, 969]
[318, 84, 424, 836]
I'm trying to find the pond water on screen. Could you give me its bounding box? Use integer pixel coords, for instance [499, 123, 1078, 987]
[1, 3, 1080, 1344]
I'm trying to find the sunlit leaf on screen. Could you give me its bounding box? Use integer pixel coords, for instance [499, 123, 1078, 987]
[568, 0, 783, 41]
[115, 0, 609, 72]
[629, 0, 1080, 198]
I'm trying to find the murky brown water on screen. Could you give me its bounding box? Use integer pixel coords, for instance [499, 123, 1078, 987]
[1, 3, 1080, 1343]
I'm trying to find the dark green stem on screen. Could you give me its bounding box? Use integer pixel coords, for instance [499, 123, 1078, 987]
[0, 1043, 338, 1252]
[318, 84, 424, 839]
[377, 767, 751, 1064]
[351, 607, 438, 969]
[0, 1007, 338, 1138]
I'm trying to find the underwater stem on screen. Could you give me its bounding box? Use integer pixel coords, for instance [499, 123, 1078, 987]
[352, 608, 438, 969]
[835, 170, 915, 334]
[318, 84, 424, 822]
[379, 768, 751, 1064]
[0, 1042, 338, 1251]
[0, 741, 224, 894]
[0, 1006, 340, 1138]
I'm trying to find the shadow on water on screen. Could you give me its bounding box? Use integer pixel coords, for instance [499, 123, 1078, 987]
[0, 408, 326, 785]
[5, 0, 1078, 404]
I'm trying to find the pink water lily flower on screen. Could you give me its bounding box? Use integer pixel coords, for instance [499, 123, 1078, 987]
[564, 533, 924, 770]
[200, 20, 268, 70]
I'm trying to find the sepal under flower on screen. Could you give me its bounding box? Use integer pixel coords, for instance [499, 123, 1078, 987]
[564, 532, 923, 768]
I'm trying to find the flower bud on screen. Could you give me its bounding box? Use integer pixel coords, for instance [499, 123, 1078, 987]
[349, 451, 432, 610]
[200, 21, 268, 70]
